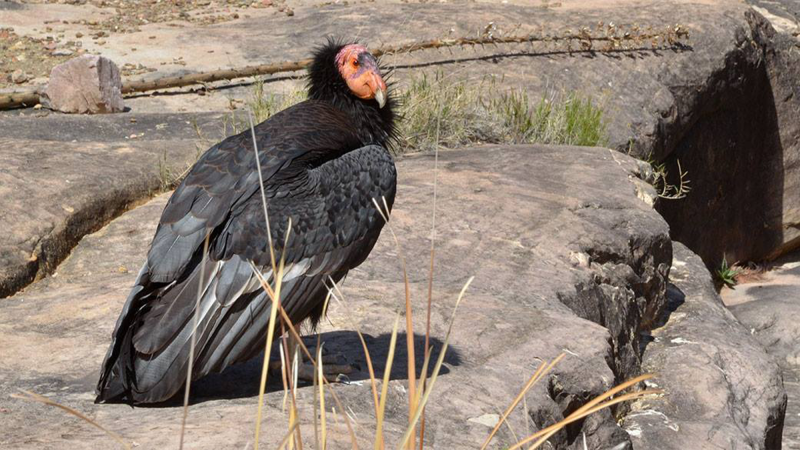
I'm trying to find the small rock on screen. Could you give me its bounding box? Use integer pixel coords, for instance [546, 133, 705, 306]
[52, 49, 74, 57]
[11, 70, 29, 84]
[43, 55, 125, 114]
[468, 413, 500, 428]
[75, 32, 83, 38]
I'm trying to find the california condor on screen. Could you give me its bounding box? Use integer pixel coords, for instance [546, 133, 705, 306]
[95, 39, 397, 404]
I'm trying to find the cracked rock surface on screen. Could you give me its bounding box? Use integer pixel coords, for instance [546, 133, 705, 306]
[627, 243, 787, 449]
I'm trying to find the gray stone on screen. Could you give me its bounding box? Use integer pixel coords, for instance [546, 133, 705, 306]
[626, 243, 787, 449]
[723, 257, 800, 448]
[10, 69, 28, 84]
[44, 55, 124, 114]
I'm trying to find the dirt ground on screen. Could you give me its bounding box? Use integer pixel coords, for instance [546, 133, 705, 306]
[0, 0, 609, 91]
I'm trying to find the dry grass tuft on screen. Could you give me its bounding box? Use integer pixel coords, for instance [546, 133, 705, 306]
[396, 72, 609, 154]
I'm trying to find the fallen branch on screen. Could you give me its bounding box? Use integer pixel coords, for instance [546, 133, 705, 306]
[0, 25, 688, 111]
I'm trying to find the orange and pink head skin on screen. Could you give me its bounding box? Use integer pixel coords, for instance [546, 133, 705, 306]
[335, 44, 387, 107]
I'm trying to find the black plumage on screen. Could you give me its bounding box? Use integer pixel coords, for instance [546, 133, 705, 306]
[95, 38, 397, 404]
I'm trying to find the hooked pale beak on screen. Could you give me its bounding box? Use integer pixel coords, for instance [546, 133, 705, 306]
[374, 86, 386, 109]
[365, 70, 387, 109]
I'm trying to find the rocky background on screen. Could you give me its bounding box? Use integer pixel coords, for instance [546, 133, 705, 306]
[0, 0, 798, 448]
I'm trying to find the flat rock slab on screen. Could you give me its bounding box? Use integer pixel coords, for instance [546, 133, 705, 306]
[0, 110, 228, 299]
[1, 144, 673, 449]
[626, 243, 787, 449]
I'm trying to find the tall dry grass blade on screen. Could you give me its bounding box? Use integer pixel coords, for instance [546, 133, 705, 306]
[179, 232, 211, 449]
[291, 349, 303, 450]
[313, 337, 321, 450]
[370, 196, 417, 450]
[248, 110, 277, 273]
[569, 373, 655, 418]
[249, 269, 359, 450]
[526, 389, 662, 450]
[281, 334, 301, 450]
[398, 276, 474, 450]
[327, 280, 380, 419]
[503, 374, 661, 450]
[318, 345, 328, 450]
[419, 112, 442, 450]
[254, 219, 291, 450]
[276, 422, 300, 450]
[410, 346, 433, 411]
[480, 353, 565, 450]
[250, 102, 293, 449]
[375, 314, 402, 450]
[11, 390, 130, 450]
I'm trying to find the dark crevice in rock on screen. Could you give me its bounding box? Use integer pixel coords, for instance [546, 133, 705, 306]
[0, 182, 169, 299]
[654, 9, 798, 267]
[558, 234, 672, 385]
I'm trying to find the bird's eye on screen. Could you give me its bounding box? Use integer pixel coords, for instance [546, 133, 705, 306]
[352, 59, 359, 67]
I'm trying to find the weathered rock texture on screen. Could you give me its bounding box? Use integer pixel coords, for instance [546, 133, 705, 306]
[722, 257, 800, 448]
[626, 243, 787, 449]
[1, 144, 674, 449]
[44, 55, 125, 114]
[655, 9, 800, 266]
[0, 111, 226, 299]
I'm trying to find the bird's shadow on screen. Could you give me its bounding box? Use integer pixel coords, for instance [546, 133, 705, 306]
[140, 331, 462, 407]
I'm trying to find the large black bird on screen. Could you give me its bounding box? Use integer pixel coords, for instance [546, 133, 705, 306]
[95, 39, 397, 404]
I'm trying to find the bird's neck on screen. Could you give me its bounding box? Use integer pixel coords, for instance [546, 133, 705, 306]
[310, 91, 395, 148]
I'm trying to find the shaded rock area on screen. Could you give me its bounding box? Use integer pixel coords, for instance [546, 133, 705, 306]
[626, 243, 787, 449]
[722, 256, 800, 449]
[0, 111, 227, 299]
[1, 144, 675, 449]
[655, 9, 800, 266]
[43, 55, 125, 114]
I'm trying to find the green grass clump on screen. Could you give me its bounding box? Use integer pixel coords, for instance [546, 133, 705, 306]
[396, 72, 491, 152]
[489, 90, 607, 147]
[716, 257, 740, 288]
[222, 79, 307, 136]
